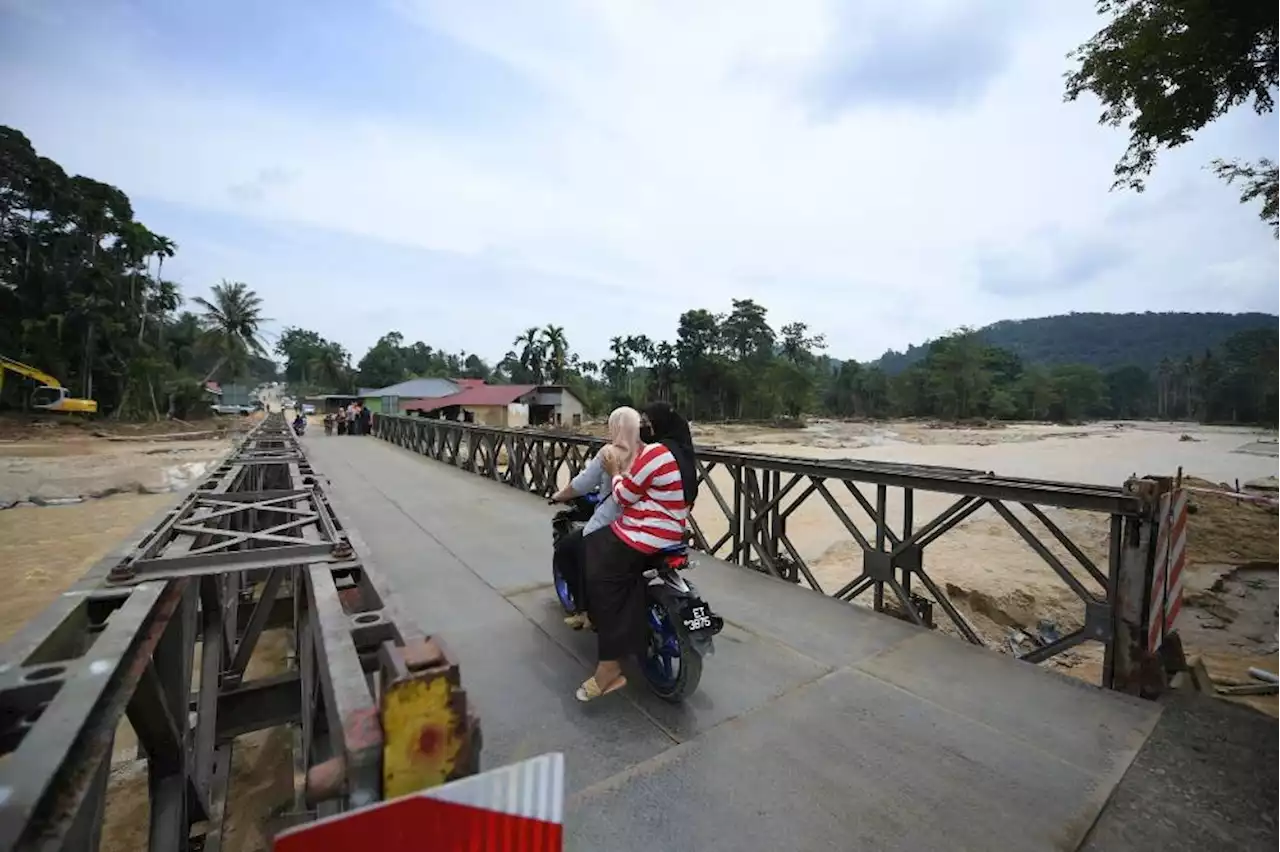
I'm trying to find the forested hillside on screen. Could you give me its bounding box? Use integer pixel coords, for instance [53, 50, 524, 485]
[874, 312, 1277, 374]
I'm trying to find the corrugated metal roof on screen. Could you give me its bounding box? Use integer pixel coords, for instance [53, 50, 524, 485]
[403, 384, 538, 413]
[361, 377, 460, 398]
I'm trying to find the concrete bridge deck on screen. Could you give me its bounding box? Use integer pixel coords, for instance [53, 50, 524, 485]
[305, 434, 1165, 851]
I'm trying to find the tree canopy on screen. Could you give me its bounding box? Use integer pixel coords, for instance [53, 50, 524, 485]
[330, 303, 1276, 427]
[0, 126, 276, 417]
[1065, 0, 1279, 233]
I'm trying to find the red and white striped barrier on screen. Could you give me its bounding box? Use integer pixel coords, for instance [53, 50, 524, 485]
[276, 752, 565, 851]
[1146, 489, 1188, 654]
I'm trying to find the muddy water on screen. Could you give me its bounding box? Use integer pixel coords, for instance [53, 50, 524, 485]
[0, 494, 175, 642]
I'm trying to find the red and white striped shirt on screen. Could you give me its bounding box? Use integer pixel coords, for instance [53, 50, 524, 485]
[609, 442, 689, 553]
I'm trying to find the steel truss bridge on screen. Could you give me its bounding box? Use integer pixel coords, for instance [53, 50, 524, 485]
[0, 415, 477, 850]
[0, 411, 1199, 850]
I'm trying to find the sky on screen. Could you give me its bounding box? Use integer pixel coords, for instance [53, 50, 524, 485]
[1, 0, 1277, 366]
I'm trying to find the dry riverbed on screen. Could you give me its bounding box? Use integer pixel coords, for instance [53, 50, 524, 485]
[686, 418, 1279, 712]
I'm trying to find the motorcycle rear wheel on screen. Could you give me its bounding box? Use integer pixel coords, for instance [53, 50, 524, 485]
[643, 606, 704, 703]
[552, 561, 576, 614]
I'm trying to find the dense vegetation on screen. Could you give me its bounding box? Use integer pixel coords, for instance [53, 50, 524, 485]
[873, 312, 1277, 374]
[1067, 0, 1278, 234]
[0, 128, 275, 417]
[324, 300, 1277, 426]
[3, 126, 1275, 428]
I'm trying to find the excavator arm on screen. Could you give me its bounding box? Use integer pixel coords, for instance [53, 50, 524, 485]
[0, 356, 63, 389]
[0, 356, 97, 414]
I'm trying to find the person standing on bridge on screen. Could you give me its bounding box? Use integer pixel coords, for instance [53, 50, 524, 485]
[577, 402, 696, 702]
[549, 406, 641, 630]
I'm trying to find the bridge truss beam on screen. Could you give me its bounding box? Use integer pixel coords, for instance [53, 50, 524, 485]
[373, 413, 1168, 694]
[0, 414, 479, 851]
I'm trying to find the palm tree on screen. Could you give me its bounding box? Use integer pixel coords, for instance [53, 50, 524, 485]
[541, 324, 569, 383]
[193, 280, 268, 382]
[647, 341, 678, 402]
[139, 235, 176, 343]
[309, 341, 350, 392]
[1156, 358, 1173, 418]
[513, 327, 545, 382]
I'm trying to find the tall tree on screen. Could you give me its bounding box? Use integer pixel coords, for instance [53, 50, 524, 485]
[513, 327, 545, 383]
[541, 325, 569, 383]
[1065, 0, 1279, 234]
[192, 280, 268, 383]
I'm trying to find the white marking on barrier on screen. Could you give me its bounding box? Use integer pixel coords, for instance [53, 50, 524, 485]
[1147, 491, 1172, 654]
[1164, 489, 1188, 636]
[1147, 488, 1190, 654]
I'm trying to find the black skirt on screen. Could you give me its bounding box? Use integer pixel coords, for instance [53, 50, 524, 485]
[584, 526, 649, 661]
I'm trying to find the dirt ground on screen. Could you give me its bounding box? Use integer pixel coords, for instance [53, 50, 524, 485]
[0, 415, 252, 509]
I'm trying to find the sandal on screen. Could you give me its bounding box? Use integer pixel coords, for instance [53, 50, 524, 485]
[563, 613, 589, 630]
[575, 675, 627, 702]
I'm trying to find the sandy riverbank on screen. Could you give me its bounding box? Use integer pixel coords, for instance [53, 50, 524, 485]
[677, 418, 1278, 709]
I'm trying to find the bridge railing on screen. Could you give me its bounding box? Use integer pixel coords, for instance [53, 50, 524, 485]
[0, 414, 479, 851]
[373, 414, 1172, 693]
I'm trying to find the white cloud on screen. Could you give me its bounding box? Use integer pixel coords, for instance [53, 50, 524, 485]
[1, 0, 1275, 363]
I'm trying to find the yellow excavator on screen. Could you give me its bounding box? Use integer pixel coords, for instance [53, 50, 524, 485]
[0, 356, 98, 414]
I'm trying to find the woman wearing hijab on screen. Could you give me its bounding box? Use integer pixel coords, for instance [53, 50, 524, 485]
[548, 407, 641, 629]
[576, 403, 695, 702]
[641, 401, 698, 509]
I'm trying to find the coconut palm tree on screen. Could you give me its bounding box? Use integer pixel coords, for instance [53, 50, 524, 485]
[193, 280, 268, 382]
[541, 324, 569, 383]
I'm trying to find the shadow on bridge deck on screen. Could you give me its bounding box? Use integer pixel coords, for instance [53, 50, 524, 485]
[305, 434, 1163, 852]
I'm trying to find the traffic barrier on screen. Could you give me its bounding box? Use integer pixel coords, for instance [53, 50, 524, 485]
[1146, 488, 1188, 653]
[276, 752, 565, 851]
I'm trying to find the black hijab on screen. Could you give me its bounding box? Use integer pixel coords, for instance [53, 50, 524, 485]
[643, 402, 698, 507]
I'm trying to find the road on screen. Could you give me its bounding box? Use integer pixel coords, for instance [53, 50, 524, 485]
[305, 433, 1163, 851]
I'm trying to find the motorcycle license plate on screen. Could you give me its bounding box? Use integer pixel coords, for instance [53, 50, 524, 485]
[679, 599, 716, 633]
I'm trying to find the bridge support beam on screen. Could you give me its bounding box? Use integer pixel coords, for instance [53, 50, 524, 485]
[0, 413, 480, 851]
[372, 412, 1185, 695]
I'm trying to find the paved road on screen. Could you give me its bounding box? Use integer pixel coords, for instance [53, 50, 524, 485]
[305, 434, 1162, 851]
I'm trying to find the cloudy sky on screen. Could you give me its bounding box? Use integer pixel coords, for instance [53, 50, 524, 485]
[2, 0, 1276, 365]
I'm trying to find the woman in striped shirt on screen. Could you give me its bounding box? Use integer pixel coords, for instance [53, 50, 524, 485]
[576, 403, 695, 702]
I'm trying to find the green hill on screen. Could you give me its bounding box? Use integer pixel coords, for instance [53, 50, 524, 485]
[872, 312, 1278, 374]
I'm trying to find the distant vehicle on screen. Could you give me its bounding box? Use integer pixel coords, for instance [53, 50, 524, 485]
[301, 403, 316, 415]
[0, 356, 98, 414]
[212, 404, 254, 416]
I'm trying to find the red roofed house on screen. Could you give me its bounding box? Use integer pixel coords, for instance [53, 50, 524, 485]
[403, 384, 585, 428]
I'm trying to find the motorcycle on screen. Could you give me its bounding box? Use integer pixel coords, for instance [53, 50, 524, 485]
[550, 493, 723, 702]
[292, 419, 306, 436]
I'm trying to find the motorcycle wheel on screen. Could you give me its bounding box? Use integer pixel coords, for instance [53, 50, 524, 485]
[551, 561, 576, 614]
[642, 603, 703, 703]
